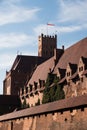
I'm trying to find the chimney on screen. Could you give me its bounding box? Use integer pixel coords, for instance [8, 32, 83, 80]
[62, 45, 64, 50]
[54, 49, 59, 66]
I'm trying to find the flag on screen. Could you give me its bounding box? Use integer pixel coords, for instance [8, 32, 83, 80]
[47, 23, 55, 26]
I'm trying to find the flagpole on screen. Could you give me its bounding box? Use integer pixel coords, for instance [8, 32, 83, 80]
[47, 23, 48, 35]
[47, 23, 55, 35]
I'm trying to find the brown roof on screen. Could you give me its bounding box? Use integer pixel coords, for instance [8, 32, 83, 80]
[82, 70, 87, 75]
[0, 95, 87, 121]
[28, 57, 55, 85]
[11, 55, 48, 73]
[58, 77, 66, 84]
[70, 72, 78, 80]
[58, 68, 66, 78]
[54, 37, 87, 72]
[68, 63, 77, 74]
[81, 56, 87, 65]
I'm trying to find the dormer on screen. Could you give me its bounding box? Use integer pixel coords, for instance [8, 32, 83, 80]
[66, 63, 77, 82]
[34, 81, 38, 91]
[66, 63, 72, 82]
[57, 68, 66, 79]
[29, 84, 33, 92]
[78, 57, 86, 77]
[38, 79, 45, 88]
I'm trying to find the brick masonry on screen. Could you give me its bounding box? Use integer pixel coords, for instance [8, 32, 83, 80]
[0, 107, 87, 130]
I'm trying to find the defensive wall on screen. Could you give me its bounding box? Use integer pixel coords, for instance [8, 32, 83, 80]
[0, 95, 87, 130]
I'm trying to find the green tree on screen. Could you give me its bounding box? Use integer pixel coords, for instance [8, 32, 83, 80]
[42, 73, 65, 104]
[54, 85, 65, 101]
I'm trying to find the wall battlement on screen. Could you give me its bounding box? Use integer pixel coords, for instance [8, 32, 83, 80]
[0, 95, 87, 130]
[39, 33, 57, 39]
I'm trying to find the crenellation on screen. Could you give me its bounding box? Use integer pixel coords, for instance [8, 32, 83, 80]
[1, 106, 87, 130]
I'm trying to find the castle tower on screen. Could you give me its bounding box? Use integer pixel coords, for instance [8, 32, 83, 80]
[38, 33, 57, 58]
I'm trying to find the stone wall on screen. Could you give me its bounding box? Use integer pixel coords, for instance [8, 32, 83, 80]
[0, 107, 87, 130]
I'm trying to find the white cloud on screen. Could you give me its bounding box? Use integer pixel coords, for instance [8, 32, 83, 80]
[0, 32, 37, 69]
[0, 1, 40, 25]
[57, 25, 81, 33]
[58, 0, 87, 24]
[0, 33, 36, 48]
[0, 51, 37, 69]
[0, 54, 16, 69]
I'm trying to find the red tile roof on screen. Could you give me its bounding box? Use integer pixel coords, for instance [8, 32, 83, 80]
[0, 95, 87, 121]
[11, 55, 47, 73]
[70, 72, 78, 80]
[27, 37, 87, 87]
[82, 70, 87, 75]
[28, 57, 55, 85]
[54, 37, 87, 72]
[59, 77, 66, 84]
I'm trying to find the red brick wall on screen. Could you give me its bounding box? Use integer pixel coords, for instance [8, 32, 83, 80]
[0, 107, 87, 130]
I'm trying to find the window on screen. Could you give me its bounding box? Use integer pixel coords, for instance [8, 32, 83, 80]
[26, 87, 28, 93]
[67, 72, 70, 77]
[30, 85, 32, 92]
[67, 82, 70, 86]
[81, 77, 83, 82]
[79, 66, 83, 72]
[34, 82, 37, 90]
[22, 88, 24, 95]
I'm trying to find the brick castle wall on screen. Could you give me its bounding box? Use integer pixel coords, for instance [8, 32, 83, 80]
[0, 107, 87, 130]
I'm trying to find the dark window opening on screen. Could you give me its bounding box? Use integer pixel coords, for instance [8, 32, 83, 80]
[79, 66, 83, 72]
[26, 87, 28, 93]
[65, 118, 67, 122]
[67, 72, 70, 77]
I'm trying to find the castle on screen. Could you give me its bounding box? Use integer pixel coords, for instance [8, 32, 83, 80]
[0, 34, 87, 130]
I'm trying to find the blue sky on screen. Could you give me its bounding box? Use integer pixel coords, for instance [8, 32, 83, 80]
[0, 0, 87, 94]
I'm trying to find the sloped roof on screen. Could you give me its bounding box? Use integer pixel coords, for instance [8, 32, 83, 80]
[54, 37, 87, 72]
[70, 71, 79, 80]
[82, 70, 87, 75]
[27, 37, 87, 86]
[28, 57, 55, 85]
[58, 68, 66, 78]
[0, 95, 87, 121]
[11, 55, 47, 73]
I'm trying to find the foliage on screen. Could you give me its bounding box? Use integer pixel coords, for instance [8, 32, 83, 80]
[42, 73, 65, 104]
